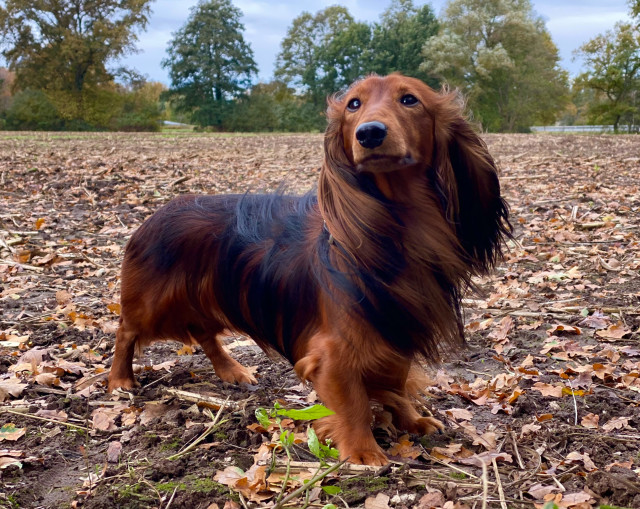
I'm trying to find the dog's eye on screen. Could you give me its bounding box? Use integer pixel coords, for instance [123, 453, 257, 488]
[400, 94, 419, 107]
[346, 98, 361, 112]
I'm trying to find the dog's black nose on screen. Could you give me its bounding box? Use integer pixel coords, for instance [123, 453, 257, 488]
[356, 121, 387, 149]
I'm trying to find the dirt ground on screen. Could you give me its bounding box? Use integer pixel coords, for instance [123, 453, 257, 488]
[0, 132, 639, 509]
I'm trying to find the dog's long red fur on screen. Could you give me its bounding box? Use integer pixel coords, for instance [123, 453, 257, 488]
[108, 74, 511, 465]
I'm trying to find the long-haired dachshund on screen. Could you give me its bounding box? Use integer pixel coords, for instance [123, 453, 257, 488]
[108, 73, 511, 465]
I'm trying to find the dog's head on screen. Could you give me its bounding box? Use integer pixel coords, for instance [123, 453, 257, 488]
[323, 73, 511, 272]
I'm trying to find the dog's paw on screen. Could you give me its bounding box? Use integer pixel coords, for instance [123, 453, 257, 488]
[412, 416, 445, 435]
[342, 447, 388, 466]
[107, 376, 139, 393]
[216, 363, 257, 385]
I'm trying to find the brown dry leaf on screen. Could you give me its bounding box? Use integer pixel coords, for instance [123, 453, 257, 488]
[106, 302, 121, 315]
[430, 443, 475, 462]
[91, 408, 117, 431]
[459, 451, 512, 467]
[177, 344, 194, 356]
[488, 316, 514, 342]
[605, 460, 634, 471]
[252, 443, 272, 464]
[578, 310, 610, 330]
[99, 319, 119, 334]
[364, 493, 391, 509]
[444, 408, 473, 421]
[550, 323, 582, 335]
[596, 323, 630, 340]
[0, 423, 26, 442]
[13, 347, 49, 371]
[0, 451, 24, 469]
[106, 441, 122, 463]
[532, 382, 564, 398]
[35, 409, 68, 422]
[580, 413, 599, 429]
[214, 464, 273, 503]
[520, 422, 542, 437]
[592, 362, 616, 380]
[536, 414, 553, 422]
[565, 451, 597, 471]
[528, 483, 557, 500]
[414, 490, 445, 508]
[388, 435, 421, 459]
[559, 491, 594, 507]
[246, 423, 268, 433]
[0, 380, 28, 401]
[152, 360, 176, 371]
[602, 416, 630, 432]
[140, 402, 170, 425]
[35, 372, 59, 387]
[55, 290, 72, 305]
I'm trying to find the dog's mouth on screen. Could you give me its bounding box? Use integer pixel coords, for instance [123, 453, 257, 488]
[355, 153, 417, 172]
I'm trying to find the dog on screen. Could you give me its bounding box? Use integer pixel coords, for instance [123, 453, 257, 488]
[108, 73, 511, 465]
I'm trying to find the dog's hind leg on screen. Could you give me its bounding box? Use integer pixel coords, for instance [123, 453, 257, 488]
[190, 330, 257, 385]
[108, 318, 140, 392]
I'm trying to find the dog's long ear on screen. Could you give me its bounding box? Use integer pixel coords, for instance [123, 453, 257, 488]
[432, 92, 512, 273]
[322, 93, 352, 173]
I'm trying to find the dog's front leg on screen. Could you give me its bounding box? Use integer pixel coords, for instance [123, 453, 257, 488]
[294, 334, 388, 466]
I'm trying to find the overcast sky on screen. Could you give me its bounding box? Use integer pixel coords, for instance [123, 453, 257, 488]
[122, 0, 632, 84]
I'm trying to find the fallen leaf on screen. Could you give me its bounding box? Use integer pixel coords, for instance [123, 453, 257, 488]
[580, 413, 599, 429]
[549, 323, 582, 335]
[532, 382, 564, 398]
[0, 381, 28, 401]
[578, 310, 610, 330]
[35, 409, 68, 422]
[35, 372, 59, 387]
[55, 290, 72, 305]
[388, 435, 421, 459]
[414, 491, 445, 509]
[444, 408, 473, 421]
[91, 408, 117, 431]
[596, 323, 630, 340]
[364, 493, 390, 509]
[602, 416, 630, 432]
[528, 482, 557, 500]
[0, 424, 26, 442]
[106, 441, 122, 463]
[459, 451, 512, 467]
[565, 451, 597, 471]
[605, 459, 633, 471]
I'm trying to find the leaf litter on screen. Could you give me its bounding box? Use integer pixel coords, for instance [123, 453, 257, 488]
[0, 132, 639, 508]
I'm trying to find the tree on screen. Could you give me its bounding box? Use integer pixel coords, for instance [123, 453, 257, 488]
[421, 0, 568, 132]
[369, 0, 439, 86]
[0, 67, 14, 111]
[0, 0, 152, 118]
[574, 22, 640, 131]
[162, 0, 257, 128]
[275, 6, 371, 115]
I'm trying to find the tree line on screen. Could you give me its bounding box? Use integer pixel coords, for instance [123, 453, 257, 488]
[0, 0, 637, 133]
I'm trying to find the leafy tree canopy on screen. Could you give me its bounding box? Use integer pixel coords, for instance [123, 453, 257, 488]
[574, 22, 640, 131]
[275, 6, 371, 109]
[369, 0, 439, 87]
[421, 0, 568, 132]
[0, 0, 152, 108]
[162, 0, 258, 128]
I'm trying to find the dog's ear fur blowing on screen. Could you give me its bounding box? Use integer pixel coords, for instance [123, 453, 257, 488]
[430, 90, 512, 273]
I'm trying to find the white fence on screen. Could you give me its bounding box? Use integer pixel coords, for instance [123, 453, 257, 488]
[530, 125, 638, 133]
